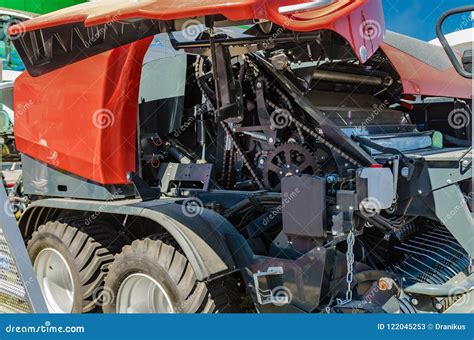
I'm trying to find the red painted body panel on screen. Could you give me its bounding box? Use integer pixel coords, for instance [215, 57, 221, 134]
[10, 0, 384, 62]
[14, 37, 153, 185]
[381, 43, 472, 100]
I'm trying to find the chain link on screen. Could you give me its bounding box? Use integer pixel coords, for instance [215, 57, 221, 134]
[221, 121, 265, 190]
[337, 227, 356, 306]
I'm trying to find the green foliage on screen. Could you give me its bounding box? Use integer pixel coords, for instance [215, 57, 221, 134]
[0, 0, 86, 15]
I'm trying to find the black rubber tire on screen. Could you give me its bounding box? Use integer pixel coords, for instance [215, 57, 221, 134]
[27, 219, 125, 313]
[103, 238, 242, 313]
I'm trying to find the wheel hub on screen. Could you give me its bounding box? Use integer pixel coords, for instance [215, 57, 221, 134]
[34, 248, 75, 313]
[116, 273, 174, 314]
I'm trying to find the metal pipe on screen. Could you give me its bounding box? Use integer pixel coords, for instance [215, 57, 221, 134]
[174, 34, 321, 49]
[392, 156, 400, 204]
[312, 70, 389, 86]
[241, 131, 268, 141]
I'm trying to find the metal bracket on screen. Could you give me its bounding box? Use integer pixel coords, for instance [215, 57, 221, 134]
[127, 172, 161, 201]
[255, 79, 277, 145]
[252, 267, 289, 305]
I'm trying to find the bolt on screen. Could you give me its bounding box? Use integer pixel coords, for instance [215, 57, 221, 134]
[462, 160, 469, 167]
[411, 298, 418, 306]
[268, 138, 274, 143]
[447, 179, 452, 184]
[418, 190, 423, 195]
[336, 205, 340, 210]
[378, 278, 393, 291]
[256, 82, 262, 89]
[401, 167, 409, 177]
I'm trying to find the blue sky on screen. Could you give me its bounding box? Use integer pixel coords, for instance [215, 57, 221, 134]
[383, 0, 473, 41]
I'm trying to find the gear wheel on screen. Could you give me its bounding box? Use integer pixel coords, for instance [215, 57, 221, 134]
[263, 144, 319, 191]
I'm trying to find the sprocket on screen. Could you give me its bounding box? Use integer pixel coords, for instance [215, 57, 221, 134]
[262, 143, 320, 191]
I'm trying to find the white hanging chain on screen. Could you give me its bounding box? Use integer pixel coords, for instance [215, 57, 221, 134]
[337, 227, 355, 306]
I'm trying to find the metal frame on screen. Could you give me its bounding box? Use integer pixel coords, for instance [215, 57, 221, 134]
[0, 181, 47, 313]
[436, 5, 474, 79]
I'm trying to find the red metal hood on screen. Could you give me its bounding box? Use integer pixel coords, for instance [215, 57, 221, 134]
[9, 0, 380, 31]
[10, 0, 384, 76]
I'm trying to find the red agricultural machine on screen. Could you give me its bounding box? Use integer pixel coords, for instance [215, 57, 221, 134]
[7, 0, 473, 313]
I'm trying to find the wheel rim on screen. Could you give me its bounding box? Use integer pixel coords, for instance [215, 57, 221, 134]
[117, 273, 175, 313]
[34, 248, 75, 313]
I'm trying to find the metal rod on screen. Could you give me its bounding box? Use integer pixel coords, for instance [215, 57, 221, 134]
[174, 34, 321, 49]
[312, 70, 387, 86]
